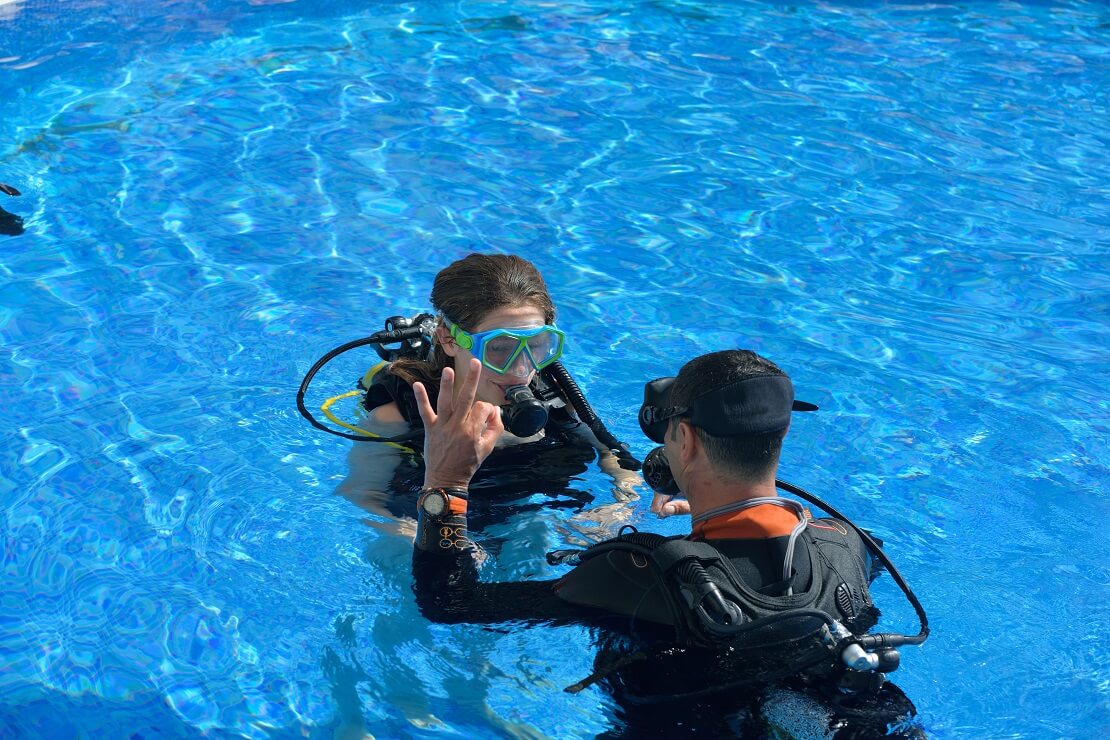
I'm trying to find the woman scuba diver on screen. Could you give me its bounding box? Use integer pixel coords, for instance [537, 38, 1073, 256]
[298, 253, 641, 533]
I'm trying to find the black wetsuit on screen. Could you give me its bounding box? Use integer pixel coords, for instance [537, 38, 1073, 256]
[411, 504, 921, 738]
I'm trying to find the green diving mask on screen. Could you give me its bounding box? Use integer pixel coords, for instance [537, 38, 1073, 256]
[445, 319, 566, 375]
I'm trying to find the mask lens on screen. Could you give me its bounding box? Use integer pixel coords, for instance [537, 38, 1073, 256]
[483, 336, 523, 372]
[474, 326, 565, 374]
[525, 329, 563, 369]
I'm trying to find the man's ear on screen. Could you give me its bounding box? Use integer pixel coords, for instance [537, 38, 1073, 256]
[677, 420, 698, 465]
[435, 323, 459, 358]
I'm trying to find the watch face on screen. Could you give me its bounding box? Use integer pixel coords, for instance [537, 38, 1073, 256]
[421, 491, 447, 516]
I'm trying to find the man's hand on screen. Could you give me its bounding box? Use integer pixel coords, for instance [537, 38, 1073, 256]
[413, 358, 504, 490]
[650, 492, 691, 518]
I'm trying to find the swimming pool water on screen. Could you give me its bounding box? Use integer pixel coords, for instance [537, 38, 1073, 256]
[1, 0, 1107, 737]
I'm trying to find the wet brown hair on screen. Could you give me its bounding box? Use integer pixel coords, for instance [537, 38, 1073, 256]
[389, 253, 556, 390]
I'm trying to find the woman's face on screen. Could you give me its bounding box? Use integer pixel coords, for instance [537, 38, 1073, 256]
[440, 304, 548, 406]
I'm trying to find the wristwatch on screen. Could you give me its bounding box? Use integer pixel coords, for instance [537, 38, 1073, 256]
[418, 487, 468, 517]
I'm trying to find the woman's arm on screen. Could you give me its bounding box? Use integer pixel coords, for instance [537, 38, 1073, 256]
[412, 534, 583, 625]
[408, 362, 646, 628]
[565, 424, 646, 539]
[569, 424, 643, 500]
[335, 402, 416, 535]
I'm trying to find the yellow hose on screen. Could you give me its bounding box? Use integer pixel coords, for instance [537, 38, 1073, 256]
[320, 362, 414, 452]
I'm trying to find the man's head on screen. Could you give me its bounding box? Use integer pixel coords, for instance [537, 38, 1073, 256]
[639, 350, 816, 498]
[668, 350, 792, 484]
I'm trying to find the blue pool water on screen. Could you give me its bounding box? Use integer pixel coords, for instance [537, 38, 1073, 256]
[1, 0, 1107, 736]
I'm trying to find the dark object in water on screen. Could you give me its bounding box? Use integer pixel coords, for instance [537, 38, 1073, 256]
[0, 207, 24, 236]
[0, 183, 20, 197]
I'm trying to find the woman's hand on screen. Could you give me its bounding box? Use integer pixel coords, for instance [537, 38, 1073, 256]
[610, 471, 643, 502]
[413, 358, 504, 490]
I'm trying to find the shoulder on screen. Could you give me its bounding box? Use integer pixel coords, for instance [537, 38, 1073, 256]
[355, 402, 411, 439]
[805, 518, 874, 578]
[368, 401, 406, 425]
[364, 365, 430, 424]
[807, 517, 860, 544]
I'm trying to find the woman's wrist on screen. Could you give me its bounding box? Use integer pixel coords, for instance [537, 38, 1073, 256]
[420, 485, 469, 495]
[419, 486, 469, 506]
[415, 487, 470, 552]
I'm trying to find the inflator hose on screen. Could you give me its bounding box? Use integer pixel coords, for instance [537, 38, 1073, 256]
[774, 478, 929, 646]
[542, 362, 642, 471]
[296, 327, 428, 443]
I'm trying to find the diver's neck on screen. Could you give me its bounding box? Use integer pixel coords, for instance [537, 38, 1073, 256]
[687, 475, 779, 522]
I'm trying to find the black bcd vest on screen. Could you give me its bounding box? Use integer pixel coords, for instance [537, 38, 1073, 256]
[569, 521, 878, 652]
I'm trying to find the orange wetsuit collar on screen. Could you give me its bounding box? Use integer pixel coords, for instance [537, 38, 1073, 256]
[692, 502, 802, 540]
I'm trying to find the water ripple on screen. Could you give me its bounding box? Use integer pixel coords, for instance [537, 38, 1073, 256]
[1, 0, 1107, 737]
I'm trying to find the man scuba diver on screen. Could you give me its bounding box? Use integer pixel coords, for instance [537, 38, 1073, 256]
[408, 349, 928, 737]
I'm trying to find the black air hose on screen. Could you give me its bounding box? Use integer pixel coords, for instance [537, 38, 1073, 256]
[617, 531, 670, 549]
[296, 317, 434, 442]
[542, 362, 642, 471]
[774, 478, 929, 645]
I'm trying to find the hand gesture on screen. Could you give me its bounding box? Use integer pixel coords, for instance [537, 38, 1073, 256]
[413, 358, 504, 490]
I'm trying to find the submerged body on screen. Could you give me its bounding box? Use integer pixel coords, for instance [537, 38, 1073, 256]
[343, 377, 604, 525]
[0, 182, 22, 236]
[412, 498, 920, 737]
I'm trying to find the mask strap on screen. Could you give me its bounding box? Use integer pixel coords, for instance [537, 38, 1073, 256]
[645, 406, 688, 425]
[442, 316, 474, 350]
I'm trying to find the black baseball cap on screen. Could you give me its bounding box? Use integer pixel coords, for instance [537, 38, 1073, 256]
[639, 373, 817, 443]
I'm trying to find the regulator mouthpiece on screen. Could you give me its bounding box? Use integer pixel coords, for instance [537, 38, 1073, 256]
[643, 446, 680, 496]
[501, 385, 548, 438]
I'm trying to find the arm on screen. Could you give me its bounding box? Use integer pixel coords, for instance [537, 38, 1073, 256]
[408, 361, 606, 626]
[564, 424, 649, 539]
[563, 421, 643, 497]
[410, 488, 658, 629]
[411, 493, 586, 625]
[569, 424, 643, 501]
[334, 404, 414, 535]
